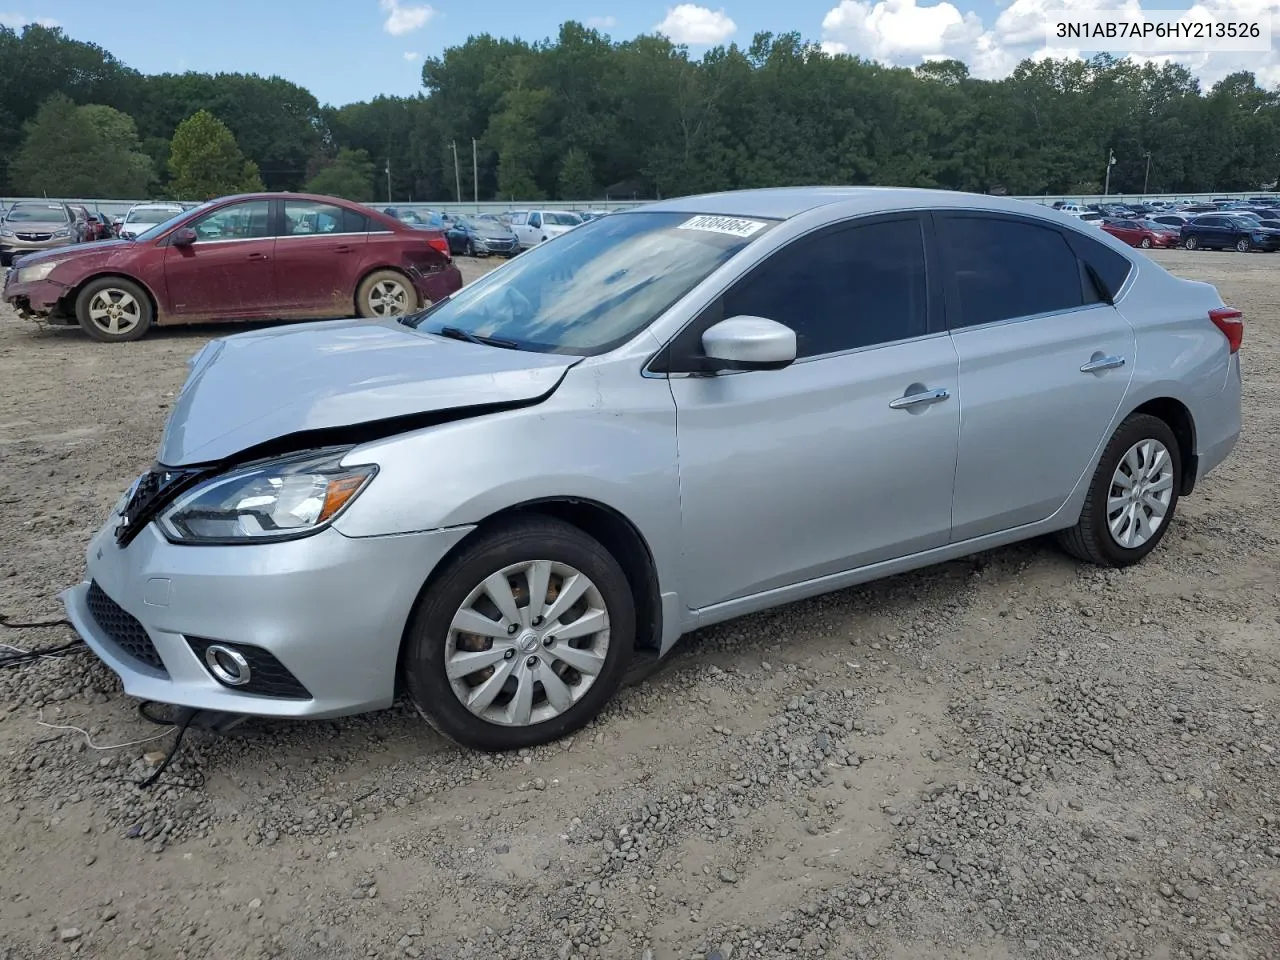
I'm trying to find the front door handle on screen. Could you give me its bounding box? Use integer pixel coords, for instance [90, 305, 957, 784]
[334, 245, 353, 254]
[1080, 355, 1126, 373]
[889, 387, 950, 410]
[247, 252, 270, 261]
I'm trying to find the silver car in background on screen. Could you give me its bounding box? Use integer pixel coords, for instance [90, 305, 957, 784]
[0, 200, 77, 265]
[64, 188, 1243, 751]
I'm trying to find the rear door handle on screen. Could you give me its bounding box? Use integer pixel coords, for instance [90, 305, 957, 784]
[334, 245, 353, 254]
[247, 252, 270, 261]
[889, 387, 950, 410]
[1080, 355, 1125, 373]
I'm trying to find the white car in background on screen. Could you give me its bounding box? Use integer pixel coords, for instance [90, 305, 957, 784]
[119, 202, 185, 240]
[508, 210, 584, 249]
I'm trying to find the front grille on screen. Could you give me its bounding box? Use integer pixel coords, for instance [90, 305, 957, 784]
[86, 581, 167, 674]
[15, 233, 52, 242]
[186, 637, 312, 699]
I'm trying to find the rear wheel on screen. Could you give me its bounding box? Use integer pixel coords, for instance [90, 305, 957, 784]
[403, 517, 635, 750]
[1056, 413, 1181, 567]
[355, 270, 417, 319]
[75, 277, 153, 343]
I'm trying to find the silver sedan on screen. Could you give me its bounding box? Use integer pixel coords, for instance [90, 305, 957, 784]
[64, 188, 1243, 750]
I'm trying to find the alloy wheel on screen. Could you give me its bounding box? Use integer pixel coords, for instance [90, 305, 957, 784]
[1107, 439, 1175, 549]
[445, 560, 611, 727]
[86, 288, 142, 336]
[367, 279, 409, 317]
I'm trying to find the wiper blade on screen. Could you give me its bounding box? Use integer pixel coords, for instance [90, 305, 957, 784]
[436, 326, 520, 349]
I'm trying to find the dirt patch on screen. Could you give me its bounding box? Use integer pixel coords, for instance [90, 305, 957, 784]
[0, 250, 1276, 960]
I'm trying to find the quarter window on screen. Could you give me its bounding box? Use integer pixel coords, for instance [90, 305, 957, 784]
[720, 217, 929, 358]
[937, 216, 1082, 328]
[189, 200, 272, 241]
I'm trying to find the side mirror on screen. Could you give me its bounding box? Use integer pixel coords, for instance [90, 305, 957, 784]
[700, 316, 797, 371]
[170, 227, 197, 246]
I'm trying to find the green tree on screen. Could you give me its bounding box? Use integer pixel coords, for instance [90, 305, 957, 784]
[167, 109, 263, 199]
[557, 147, 594, 198]
[7, 94, 153, 197]
[305, 147, 376, 201]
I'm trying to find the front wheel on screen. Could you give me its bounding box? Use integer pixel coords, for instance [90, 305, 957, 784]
[75, 277, 153, 342]
[1235, 237, 1251, 252]
[1056, 413, 1181, 567]
[403, 517, 635, 750]
[1140, 237, 1152, 248]
[356, 270, 418, 319]
[1184, 236, 1198, 250]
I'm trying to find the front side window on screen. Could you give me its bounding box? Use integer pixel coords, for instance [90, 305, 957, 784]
[545, 212, 581, 226]
[721, 217, 929, 358]
[189, 200, 273, 241]
[409, 211, 775, 355]
[936, 215, 1083, 328]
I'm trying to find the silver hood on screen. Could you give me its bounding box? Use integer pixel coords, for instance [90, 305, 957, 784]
[158, 318, 578, 466]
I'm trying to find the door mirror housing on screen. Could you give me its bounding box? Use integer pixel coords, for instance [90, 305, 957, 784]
[700, 316, 797, 371]
[170, 226, 197, 246]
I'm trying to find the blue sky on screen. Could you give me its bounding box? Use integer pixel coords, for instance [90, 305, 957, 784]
[2, 0, 1274, 106]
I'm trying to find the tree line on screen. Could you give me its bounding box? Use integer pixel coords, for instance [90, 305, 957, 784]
[2, 21, 1278, 203]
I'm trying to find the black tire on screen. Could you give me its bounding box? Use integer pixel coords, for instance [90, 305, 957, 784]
[1056, 413, 1182, 568]
[1140, 237, 1152, 248]
[74, 276, 153, 343]
[403, 516, 635, 751]
[1235, 237, 1251, 252]
[1183, 236, 1198, 250]
[355, 269, 418, 319]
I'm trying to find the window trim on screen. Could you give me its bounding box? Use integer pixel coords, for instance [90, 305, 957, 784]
[930, 210, 1130, 334]
[648, 211, 942, 377]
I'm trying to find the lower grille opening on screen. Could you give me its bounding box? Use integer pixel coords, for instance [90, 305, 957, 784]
[85, 581, 168, 675]
[186, 637, 313, 700]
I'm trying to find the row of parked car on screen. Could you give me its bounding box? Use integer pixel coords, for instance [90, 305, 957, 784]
[0, 200, 194, 265]
[1051, 197, 1280, 253]
[382, 206, 608, 257]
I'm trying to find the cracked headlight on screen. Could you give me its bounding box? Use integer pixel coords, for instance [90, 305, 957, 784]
[158, 450, 376, 544]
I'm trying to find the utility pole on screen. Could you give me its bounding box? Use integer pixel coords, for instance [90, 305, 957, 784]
[385, 159, 392, 203]
[1104, 148, 1116, 196]
[472, 138, 478, 206]
[450, 140, 462, 203]
[1143, 151, 1152, 195]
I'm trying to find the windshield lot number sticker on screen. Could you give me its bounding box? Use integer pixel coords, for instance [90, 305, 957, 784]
[677, 215, 767, 238]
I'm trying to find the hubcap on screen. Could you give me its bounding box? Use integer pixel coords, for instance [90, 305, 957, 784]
[367, 279, 409, 317]
[87, 288, 141, 335]
[1107, 439, 1174, 549]
[444, 560, 611, 727]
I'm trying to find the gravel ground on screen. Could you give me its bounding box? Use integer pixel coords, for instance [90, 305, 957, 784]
[0, 250, 1276, 960]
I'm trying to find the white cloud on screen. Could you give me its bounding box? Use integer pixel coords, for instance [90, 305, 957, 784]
[403, 50, 419, 61]
[0, 12, 60, 28]
[380, 0, 433, 36]
[820, 0, 1280, 86]
[586, 15, 617, 28]
[655, 4, 737, 44]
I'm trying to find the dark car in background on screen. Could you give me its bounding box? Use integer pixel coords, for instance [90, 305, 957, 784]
[3, 192, 462, 342]
[1100, 217, 1181, 249]
[1180, 214, 1280, 252]
[445, 216, 520, 257]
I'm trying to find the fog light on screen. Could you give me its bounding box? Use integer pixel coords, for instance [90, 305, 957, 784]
[205, 644, 251, 687]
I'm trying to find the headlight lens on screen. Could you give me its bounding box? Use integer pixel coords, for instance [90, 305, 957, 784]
[158, 451, 376, 543]
[52, 228, 71, 238]
[16, 261, 60, 283]
[0, 228, 14, 238]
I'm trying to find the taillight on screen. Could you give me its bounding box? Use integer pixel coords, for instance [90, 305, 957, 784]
[1209, 306, 1243, 353]
[426, 233, 450, 258]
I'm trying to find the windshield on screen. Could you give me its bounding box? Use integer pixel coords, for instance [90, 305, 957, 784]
[128, 207, 183, 224]
[134, 201, 214, 243]
[6, 203, 68, 223]
[544, 212, 581, 227]
[409, 210, 774, 355]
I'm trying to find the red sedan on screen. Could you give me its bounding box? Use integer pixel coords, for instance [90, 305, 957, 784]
[1100, 218, 1181, 249]
[2, 192, 462, 342]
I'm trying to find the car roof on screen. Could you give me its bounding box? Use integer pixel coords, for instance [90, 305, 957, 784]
[637, 186, 1079, 221]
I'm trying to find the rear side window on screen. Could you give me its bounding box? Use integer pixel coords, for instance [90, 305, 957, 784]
[937, 216, 1083, 328]
[722, 216, 929, 357]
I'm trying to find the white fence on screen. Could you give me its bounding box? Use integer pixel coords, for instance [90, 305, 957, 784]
[4, 190, 1278, 220]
